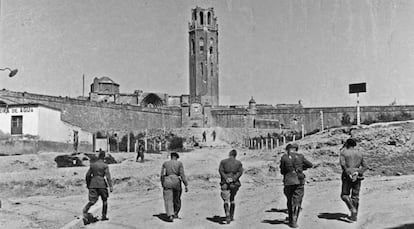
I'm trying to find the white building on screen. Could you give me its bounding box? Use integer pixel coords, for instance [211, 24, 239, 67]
[0, 103, 92, 144]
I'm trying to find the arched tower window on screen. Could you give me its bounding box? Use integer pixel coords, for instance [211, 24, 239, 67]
[199, 12, 204, 25]
[191, 39, 195, 55]
[193, 11, 196, 21]
[209, 38, 214, 55]
[208, 12, 211, 25]
[200, 62, 204, 76]
[199, 38, 204, 53]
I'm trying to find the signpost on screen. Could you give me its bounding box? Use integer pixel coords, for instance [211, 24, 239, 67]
[349, 83, 367, 126]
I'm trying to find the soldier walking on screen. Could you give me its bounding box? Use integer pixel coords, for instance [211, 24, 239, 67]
[202, 131, 207, 142]
[136, 142, 145, 162]
[219, 149, 243, 224]
[280, 143, 313, 228]
[160, 152, 189, 222]
[211, 130, 217, 141]
[83, 150, 113, 225]
[339, 138, 368, 222]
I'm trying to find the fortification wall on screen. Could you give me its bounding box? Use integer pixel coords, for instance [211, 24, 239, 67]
[0, 90, 182, 132]
[210, 105, 414, 133]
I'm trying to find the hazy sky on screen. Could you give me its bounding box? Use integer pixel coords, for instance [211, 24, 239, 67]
[1, 0, 414, 107]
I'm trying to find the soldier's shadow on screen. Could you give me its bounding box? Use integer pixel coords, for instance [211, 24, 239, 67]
[317, 212, 352, 223]
[261, 219, 288, 225]
[206, 215, 227, 225]
[153, 213, 172, 223]
[262, 208, 289, 225]
[265, 208, 288, 214]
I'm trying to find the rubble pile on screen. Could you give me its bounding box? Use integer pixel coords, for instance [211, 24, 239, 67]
[296, 122, 414, 179]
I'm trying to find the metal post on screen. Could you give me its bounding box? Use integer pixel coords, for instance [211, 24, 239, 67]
[270, 138, 273, 149]
[116, 133, 119, 152]
[320, 110, 324, 131]
[357, 93, 361, 126]
[283, 136, 286, 145]
[127, 132, 130, 153]
[301, 124, 305, 139]
[145, 129, 148, 151]
[293, 135, 296, 142]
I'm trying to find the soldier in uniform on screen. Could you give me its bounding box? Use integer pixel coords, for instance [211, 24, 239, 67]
[160, 152, 189, 222]
[202, 131, 207, 142]
[280, 143, 313, 228]
[219, 149, 243, 224]
[136, 142, 145, 162]
[211, 130, 217, 141]
[339, 138, 368, 222]
[83, 150, 113, 224]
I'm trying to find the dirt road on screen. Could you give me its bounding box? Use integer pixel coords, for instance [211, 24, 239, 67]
[77, 175, 414, 229]
[2, 142, 414, 229]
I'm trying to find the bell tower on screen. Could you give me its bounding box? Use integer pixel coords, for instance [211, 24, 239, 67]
[189, 7, 219, 106]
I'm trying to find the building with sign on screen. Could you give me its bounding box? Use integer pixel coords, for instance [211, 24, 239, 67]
[0, 103, 92, 143]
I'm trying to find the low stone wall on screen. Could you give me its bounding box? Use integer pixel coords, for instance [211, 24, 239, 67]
[0, 90, 182, 132]
[209, 105, 414, 133]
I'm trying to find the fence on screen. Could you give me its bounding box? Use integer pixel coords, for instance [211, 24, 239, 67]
[244, 132, 301, 150]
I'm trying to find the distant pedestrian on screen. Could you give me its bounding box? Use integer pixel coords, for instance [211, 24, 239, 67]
[280, 143, 313, 228]
[202, 131, 207, 142]
[160, 152, 189, 222]
[339, 138, 368, 222]
[219, 149, 243, 224]
[211, 130, 217, 141]
[83, 150, 113, 225]
[136, 142, 145, 162]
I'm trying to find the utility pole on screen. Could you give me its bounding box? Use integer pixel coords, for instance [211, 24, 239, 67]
[82, 74, 85, 97]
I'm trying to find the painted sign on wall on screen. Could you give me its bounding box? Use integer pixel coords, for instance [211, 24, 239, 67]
[0, 106, 34, 113]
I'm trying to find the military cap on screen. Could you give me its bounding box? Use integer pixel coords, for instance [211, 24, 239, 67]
[286, 143, 299, 151]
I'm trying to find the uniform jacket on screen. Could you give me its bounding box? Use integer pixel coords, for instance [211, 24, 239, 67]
[339, 147, 368, 177]
[161, 160, 188, 187]
[280, 152, 313, 186]
[219, 157, 243, 186]
[86, 159, 112, 189]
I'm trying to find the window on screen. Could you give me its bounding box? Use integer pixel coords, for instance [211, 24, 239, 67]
[11, 116, 23, 135]
[191, 39, 195, 55]
[208, 12, 211, 25]
[199, 12, 204, 25]
[210, 62, 214, 76]
[200, 63, 204, 76]
[209, 38, 214, 55]
[199, 38, 204, 53]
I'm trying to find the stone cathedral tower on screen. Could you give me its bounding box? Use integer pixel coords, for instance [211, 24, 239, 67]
[189, 7, 219, 106]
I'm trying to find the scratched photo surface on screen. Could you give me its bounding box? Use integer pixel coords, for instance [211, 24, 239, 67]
[1, 1, 414, 229]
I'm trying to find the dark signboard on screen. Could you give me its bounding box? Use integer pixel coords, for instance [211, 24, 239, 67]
[349, 83, 366, 94]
